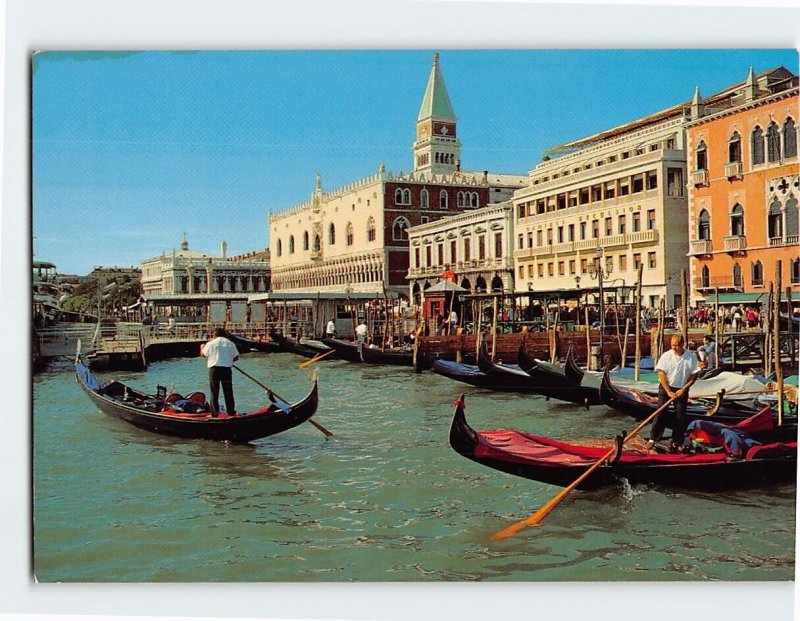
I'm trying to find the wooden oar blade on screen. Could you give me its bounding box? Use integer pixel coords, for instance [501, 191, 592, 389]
[298, 349, 334, 369]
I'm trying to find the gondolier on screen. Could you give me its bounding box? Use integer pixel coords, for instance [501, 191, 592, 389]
[201, 327, 240, 417]
[646, 334, 699, 452]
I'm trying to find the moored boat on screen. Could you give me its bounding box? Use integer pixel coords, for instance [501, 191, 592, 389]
[228, 333, 281, 354]
[359, 344, 414, 366]
[449, 395, 797, 490]
[75, 360, 320, 443]
[271, 331, 332, 358]
[517, 346, 604, 405]
[319, 337, 363, 363]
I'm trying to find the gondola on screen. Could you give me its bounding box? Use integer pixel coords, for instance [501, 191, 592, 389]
[449, 395, 797, 490]
[319, 337, 364, 363]
[228, 333, 281, 354]
[359, 344, 414, 366]
[270, 331, 332, 359]
[598, 370, 797, 439]
[517, 345, 604, 406]
[432, 358, 542, 393]
[75, 360, 320, 443]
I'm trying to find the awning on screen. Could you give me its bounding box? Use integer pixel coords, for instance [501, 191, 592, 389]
[701, 292, 793, 305]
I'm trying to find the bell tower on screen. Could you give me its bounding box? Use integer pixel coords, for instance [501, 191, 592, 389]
[413, 53, 461, 175]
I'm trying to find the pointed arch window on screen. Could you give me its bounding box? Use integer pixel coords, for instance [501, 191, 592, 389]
[457, 192, 465, 207]
[751, 126, 765, 165]
[328, 223, 336, 245]
[698, 209, 711, 240]
[730, 203, 745, 237]
[313, 234, 321, 252]
[733, 263, 743, 289]
[700, 265, 710, 289]
[695, 140, 708, 170]
[786, 196, 798, 238]
[289, 235, 295, 254]
[728, 131, 742, 163]
[303, 231, 309, 251]
[420, 189, 429, 209]
[346, 222, 354, 246]
[471, 192, 479, 207]
[768, 198, 783, 239]
[392, 217, 410, 241]
[767, 122, 781, 162]
[439, 190, 448, 209]
[784, 118, 797, 158]
[751, 260, 764, 287]
[367, 217, 376, 242]
[276, 239, 282, 257]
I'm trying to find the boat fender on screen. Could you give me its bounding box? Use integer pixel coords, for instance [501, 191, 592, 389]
[611, 432, 626, 465]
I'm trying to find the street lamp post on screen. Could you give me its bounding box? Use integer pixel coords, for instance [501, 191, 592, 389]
[588, 248, 612, 365]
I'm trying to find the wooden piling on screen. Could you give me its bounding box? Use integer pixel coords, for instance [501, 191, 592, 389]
[774, 261, 783, 425]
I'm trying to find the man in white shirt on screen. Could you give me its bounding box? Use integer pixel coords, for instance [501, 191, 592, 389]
[355, 321, 368, 352]
[200, 327, 240, 417]
[325, 318, 337, 338]
[646, 334, 699, 452]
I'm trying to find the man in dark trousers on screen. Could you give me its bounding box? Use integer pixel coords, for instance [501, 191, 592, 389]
[200, 327, 240, 417]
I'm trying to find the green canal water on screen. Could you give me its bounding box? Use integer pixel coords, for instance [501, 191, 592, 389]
[33, 352, 795, 583]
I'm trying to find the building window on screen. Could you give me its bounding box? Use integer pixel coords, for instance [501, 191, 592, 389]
[618, 215, 626, 234]
[367, 217, 376, 242]
[414, 247, 420, 268]
[346, 222, 354, 246]
[548, 263, 554, 277]
[733, 263, 743, 289]
[767, 122, 782, 163]
[580, 221, 587, 240]
[768, 198, 783, 239]
[632, 173, 644, 193]
[730, 204, 745, 236]
[701, 265, 710, 289]
[784, 118, 797, 158]
[463, 238, 471, 262]
[518, 233, 524, 250]
[276, 239, 282, 257]
[392, 217, 410, 241]
[437, 243, 444, 266]
[646, 170, 658, 190]
[538, 264, 544, 278]
[450, 239, 457, 264]
[420, 189, 429, 209]
[289, 235, 295, 254]
[569, 259, 576, 274]
[648, 252, 656, 269]
[695, 140, 708, 170]
[558, 261, 565, 276]
[605, 181, 616, 199]
[568, 224, 575, 241]
[527, 231, 533, 248]
[517, 204, 525, 219]
[751, 126, 765, 165]
[786, 197, 798, 237]
[421, 216, 429, 224]
[440, 190, 448, 209]
[478, 235, 486, 260]
[328, 223, 336, 245]
[698, 209, 711, 240]
[395, 188, 411, 205]
[633, 253, 642, 270]
[619, 254, 627, 272]
[647, 209, 656, 230]
[604, 217, 612, 236]
[592, 219, 599, 238]
[728, 131, 742, 162]
[313, 234, 321, 252]
[751, 261, 764, 287]
[619, 179, 630, 196]
[557, 226, 564, 243]
[791, 258, 800, 284]
[425, 245, 432, 267]
[667, 168, 684, 198]
[494, 232, 503, 258]
[303, 231, 309, 251]
[580, 258, 587, 274]
[632, 212, 641, 232]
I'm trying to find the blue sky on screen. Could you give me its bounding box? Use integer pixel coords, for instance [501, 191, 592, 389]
[32, 49, 798, 275]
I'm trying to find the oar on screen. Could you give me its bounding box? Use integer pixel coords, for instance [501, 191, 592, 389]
[298, 349, 335, 369]
[232, 365, 333, 437]
[490, 395, 678, 541]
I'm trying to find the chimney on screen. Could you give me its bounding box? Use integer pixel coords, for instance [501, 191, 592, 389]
[220, 241, 227, 259]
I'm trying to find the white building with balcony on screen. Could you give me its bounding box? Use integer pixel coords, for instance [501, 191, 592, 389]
[512, 103, 692, 310]
[406, 201, 514, 301]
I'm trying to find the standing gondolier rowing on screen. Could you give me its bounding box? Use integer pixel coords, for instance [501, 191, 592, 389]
[646, 334, 699, 452]
[201, 327, 239, 417]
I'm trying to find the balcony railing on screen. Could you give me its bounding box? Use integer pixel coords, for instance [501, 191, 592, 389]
[769, 236, 798, 247]
[689, 239, 713, 255]
[724, 161, 743, 180]
[723, 235, 747, 253]
[691, 169, 709, 186]
[694, 275, 743, 291]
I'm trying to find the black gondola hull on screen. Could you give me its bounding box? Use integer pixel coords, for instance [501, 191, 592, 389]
[76, 362, 319, 443]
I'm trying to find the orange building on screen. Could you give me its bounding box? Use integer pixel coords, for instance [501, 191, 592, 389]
[686, 66, 799, 306]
